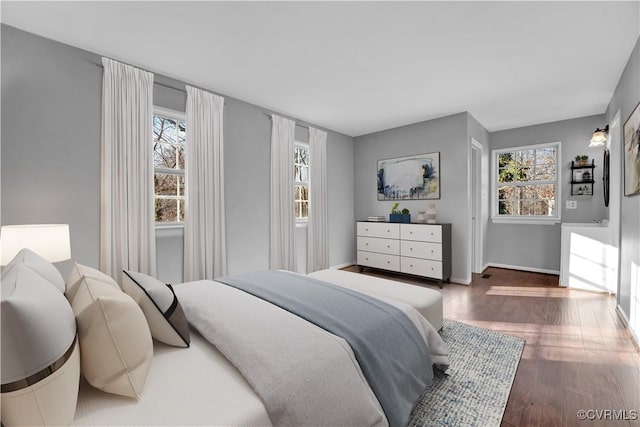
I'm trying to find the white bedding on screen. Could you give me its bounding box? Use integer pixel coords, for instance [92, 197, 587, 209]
[309, 269, 444, 330]
[73, 269, 446, 426]
[73, 329, 271, 426]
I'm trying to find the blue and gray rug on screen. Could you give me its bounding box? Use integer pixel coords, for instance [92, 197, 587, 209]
[408, 319, 525, 427]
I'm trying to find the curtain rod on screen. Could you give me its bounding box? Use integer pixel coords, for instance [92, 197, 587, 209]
[95, 63, 223, 99]
[264, 112, 312, 130]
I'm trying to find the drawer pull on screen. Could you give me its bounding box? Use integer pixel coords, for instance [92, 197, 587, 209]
[387, 261, 391, 264]
[430, 250, 434, 253]
[365, 257, 369, 261]
[430, 267, 434, 271]
[410, 231, 413, 234]
[430, 233, 434, 236]
[410, 264, 413, 267]
[410, 248, 413, 251]
[387, 229, 390, 233]
[365, 243, 369, 246]
[386, 245, 390, 248]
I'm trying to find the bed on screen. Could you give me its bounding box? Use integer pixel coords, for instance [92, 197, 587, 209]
[2, 253, 447, 427]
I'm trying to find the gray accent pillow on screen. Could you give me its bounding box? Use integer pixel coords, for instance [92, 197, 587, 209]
[122, 271, 190, 348]
[3, 248, 65, 292]
[1, 262, 80, 426]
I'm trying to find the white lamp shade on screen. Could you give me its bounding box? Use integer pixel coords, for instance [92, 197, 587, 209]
[589, 129, 608, 147]
[0, 224, 71, 266]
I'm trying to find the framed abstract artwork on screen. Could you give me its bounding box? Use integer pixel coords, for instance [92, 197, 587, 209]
[624, 101, 640, 196]
[377, 152, 440, 200]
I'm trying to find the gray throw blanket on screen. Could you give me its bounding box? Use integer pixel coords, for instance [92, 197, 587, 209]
[216, 270, 433, 427]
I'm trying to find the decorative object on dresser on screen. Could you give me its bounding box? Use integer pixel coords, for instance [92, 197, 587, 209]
[377, 152, 440, 200]
[425, 203, 437, 224]
[367, 216, 386, 222]
[356, 221, 452, 288]
[389, 202, 411, 223]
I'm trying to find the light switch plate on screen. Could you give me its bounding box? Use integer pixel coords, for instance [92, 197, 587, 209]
[566, 200, 577, 209]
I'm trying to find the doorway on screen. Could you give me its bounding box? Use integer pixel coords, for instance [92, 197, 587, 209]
[471, 139, 484, 274]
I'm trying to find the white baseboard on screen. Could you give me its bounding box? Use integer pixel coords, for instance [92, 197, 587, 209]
[616, 305, 639, 349]
[485, 262, 560, 276]
[330, 262, 355, 270]
[450, 277, 471, 285]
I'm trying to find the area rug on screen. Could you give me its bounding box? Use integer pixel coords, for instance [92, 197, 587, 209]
[408, 319, 525, 427]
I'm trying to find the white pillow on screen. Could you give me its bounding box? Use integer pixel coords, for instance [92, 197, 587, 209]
[122, 271, 190, 347]
[3, 248, 65, 292]
[1, 263, 79, 426]
[66, 263, 153, 399]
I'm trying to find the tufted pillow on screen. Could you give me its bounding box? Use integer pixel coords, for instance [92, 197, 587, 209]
[3, 248, 65, 292]
[122, 271, 190, 347]
[65, 262, 119, 300]
[1, 263, 80, 426]
[66, 263, 153, 399]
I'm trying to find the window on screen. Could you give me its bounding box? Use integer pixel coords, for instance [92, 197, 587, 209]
[294, 143, 309, 221]
[492, 142, 561, 224]
[153, 108, 186, 224]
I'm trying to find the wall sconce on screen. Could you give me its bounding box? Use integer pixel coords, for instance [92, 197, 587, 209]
[0, 224, 71, 265]
[589, 125, 609, 147]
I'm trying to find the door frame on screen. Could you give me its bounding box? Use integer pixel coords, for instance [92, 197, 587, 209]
[469, 138, 484, 276]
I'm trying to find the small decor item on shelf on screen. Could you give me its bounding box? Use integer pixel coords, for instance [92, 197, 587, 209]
[575, 170, 583, 182]
[426, 203, 437, 224]
[416, 211, 426, 223]
[389, 202, 411, 223]
[582, 170, 591, 181]
[575, 155, 589, 166]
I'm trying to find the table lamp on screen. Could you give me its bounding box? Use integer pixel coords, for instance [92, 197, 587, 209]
[0, 224, 71, 266]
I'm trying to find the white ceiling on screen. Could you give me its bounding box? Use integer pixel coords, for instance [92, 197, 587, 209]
[2, 1, 639, 137]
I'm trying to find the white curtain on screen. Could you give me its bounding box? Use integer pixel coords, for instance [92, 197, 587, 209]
[270, 114, 296, 270]
[307, 127, 329, 272]
[100, 57, 156, 280]
[184, 86, 226, 281]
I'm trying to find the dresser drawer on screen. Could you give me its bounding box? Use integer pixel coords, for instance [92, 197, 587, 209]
[400, 241, 442, 261]
[357, 251, 400, 272]
[357, 222, 400, 239]
[400, 224, 442, 243]
[357, 237, 400, 255]
[401, 257, 443, 279]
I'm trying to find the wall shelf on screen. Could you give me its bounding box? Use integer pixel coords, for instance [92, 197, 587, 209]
[570, 159, 595, 196]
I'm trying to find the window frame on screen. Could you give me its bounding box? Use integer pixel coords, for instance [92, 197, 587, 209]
[153, 106, 186, 229]
[491, 141, 562, 225]
[294, 141, 310, 225]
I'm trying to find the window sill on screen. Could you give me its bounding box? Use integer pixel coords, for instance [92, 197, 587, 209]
[155, 224, 184, 238]
[491, 216, 561, 225]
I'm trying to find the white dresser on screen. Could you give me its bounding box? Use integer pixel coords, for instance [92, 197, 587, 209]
[356, 221, 452, 287]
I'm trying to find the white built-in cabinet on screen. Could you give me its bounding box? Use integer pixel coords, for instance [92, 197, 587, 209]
[356, 221, 452, 287]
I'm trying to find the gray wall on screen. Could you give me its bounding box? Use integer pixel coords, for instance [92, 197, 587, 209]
[487, 114, 607, 272]
[354, 112, 471, 283]
[1, 25, 101, 276]
[1, 25, 356, 283]
[606, 36, 640, 330]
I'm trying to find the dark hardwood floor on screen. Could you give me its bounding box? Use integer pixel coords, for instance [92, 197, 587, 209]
[343, 266, 640, 426]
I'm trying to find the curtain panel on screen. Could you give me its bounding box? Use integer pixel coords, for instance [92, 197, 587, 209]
[307, 127, 329, 272]
[184, 86, 226, 281]
[269, 115, 296, 270]
[100, 57, 156, 280]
